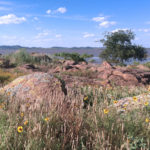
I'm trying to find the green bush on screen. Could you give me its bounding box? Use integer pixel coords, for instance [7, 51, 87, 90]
[54, 52, 93, 63]
[143, 62, 150, 68]
[133, 61, 140, 66]
[5, 49, 52, 66]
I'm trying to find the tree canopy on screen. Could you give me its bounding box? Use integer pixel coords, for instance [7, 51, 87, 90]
[99, 30, 147, 65]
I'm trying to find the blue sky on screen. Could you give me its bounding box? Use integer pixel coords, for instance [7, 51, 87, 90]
[0, 0, 150, 47]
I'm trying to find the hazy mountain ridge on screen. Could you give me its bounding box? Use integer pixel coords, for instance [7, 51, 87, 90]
[0, 45, 104, 56]
[0, 45, 149, 57]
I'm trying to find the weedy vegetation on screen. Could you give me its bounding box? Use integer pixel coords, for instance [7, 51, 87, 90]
[4, 49, 52, 66]
[0, 84, 150, 150]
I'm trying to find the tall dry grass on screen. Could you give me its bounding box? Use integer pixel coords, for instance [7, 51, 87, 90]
[0, 85, 150, 150]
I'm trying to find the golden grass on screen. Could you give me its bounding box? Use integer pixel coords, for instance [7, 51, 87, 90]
[0, 69, 24, 86]
[0, 84, 150, 149]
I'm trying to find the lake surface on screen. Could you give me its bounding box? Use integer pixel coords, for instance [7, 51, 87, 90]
[0, 48, 150, 65]
[89, 57, 150, 65]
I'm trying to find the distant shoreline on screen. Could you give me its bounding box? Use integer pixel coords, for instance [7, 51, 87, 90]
[0, 45, 150, 65]
[0, 45, 149, 56]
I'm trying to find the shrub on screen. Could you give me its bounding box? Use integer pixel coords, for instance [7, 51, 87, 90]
[54, 52, 93, 63]
[5, 49, 52, 66]
[143, 62, 150, 68]
[133, 61, 140, 66]
[0, 69, 24, 86]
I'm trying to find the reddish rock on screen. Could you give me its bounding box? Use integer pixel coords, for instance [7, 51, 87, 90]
[0, 72, 67, 111]
[64, 67, 79, 72]
[63, 60, 76, 66]
[90, 67, 97, 72]
[47, 60, 150, 87]
[95, 61, 150, 86]
[98, 70, 113, 80]
[100, 61, 114, 69]
[79, 61, 87, 65]
[18, 64, 39, 73]
[74, 64, 88, 70]
[137, 64, 150, 70]
[113, 70, 138, 82]
[52, 66, 62, 73]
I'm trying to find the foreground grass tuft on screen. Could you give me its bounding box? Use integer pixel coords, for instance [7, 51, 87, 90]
[0, 85, 150, 149]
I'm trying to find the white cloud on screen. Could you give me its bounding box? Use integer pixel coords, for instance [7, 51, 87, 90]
[0, 35, 25, 45]
[83, 33, 95, 38]
[46, 9, 51, 14]
[112, 28, 129, 33]
[92, 16, 105, 22]
[2, 35, 17, 40]
[33, 17, 38, 21]
[138, 28, 150, 33]
[0, 14, 26, 24]
[135, 37, 140, 41]
[92, 15, 116, 28]
[33, 38, 52, 43]
[0, 6, 10, 11]
[55, 34, 62, 38]
[99, 21, 116, 28]
[56, 7, 67, 14]
[35, 31, 49, 39]
[46, 7, 67, 15]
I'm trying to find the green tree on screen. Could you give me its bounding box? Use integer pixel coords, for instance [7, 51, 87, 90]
[54, 52, 93, 63]
[99, 30, 147, 65]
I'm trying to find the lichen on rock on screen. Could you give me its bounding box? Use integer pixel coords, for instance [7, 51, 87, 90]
[0, 72, 67, 110]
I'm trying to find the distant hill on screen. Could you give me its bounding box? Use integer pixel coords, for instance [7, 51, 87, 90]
[0, 45, 150, 57]
[0, 45, 104, 56]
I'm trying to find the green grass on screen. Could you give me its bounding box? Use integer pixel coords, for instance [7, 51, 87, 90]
[0, 85, 150, 149]
[143, 62, 150, 68]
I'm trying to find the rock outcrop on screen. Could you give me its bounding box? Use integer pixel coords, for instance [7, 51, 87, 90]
[18, 64, 39, 73]
[96, 62, 150, 86]
[54, 61, 150, 87]
[0, 72, 67, 110]
[12, 61, 150, 88]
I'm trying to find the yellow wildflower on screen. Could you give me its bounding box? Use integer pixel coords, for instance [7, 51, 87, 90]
[20, 112, 24, 117]
[24, 121, 28, 125]
[44, 117, 50, 122]
[0, 104, 4, 109]
[26, 103, 30, 108]
[145, 118, 149, 123]
[133, 96, 138, 102]
[26, 98, 30, 101]
[7, 92, 11, 96]
[113, 100, 118, 104]
[104, 109, 109, 114]
[95, 85, 98, 88]
[123, 107, 127, 110]
[101, 81, 107, 85]
[144, 101, 149, 106]
[106, 86, 112, 90]
[56, 82, 60, 85]
[123, 104, 128, 107]
[17, 126, 23, 133]
[83, 96, 88, 101]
